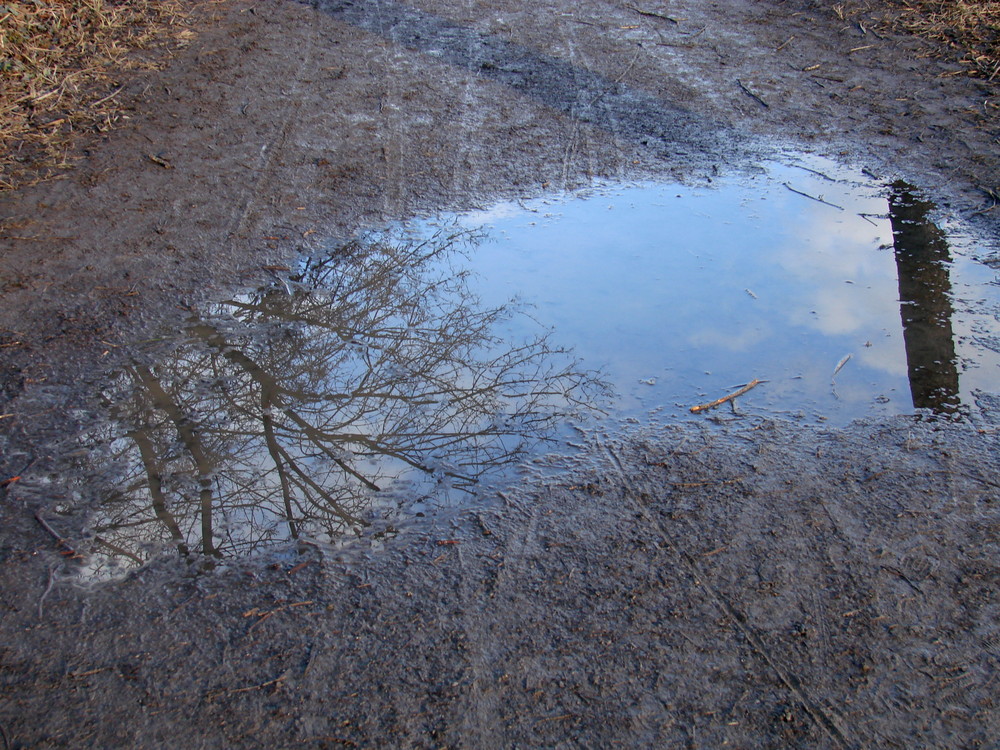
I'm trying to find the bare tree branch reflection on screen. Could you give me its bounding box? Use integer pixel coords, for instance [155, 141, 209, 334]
[82, 229, 607, 574]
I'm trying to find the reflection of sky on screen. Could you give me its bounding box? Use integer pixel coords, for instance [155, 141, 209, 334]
[423, 156, 1000, 424]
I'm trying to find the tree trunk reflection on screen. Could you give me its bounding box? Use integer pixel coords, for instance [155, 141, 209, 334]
[888, 181, 961, 414]
[85, 229, 606, 572]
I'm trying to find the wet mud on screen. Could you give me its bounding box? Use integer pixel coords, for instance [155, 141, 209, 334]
[1, 0, 1000, 747]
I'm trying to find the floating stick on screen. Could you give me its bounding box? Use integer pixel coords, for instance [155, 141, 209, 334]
[832, 353, 852, 380]
[690, 378, 763, 413]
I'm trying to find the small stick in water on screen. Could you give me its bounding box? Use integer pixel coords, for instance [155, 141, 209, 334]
[690, 378, 763, 413]
[832, 353, 852, 380]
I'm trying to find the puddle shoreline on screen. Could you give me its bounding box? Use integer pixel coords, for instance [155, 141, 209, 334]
[32, 154, 1000, 581]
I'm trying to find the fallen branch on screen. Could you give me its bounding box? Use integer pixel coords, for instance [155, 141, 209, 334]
[737, 79, 768, 108]
[34, 512, 83, 559]
[627, 5, 679, 23]
[690, 378, 763, 413]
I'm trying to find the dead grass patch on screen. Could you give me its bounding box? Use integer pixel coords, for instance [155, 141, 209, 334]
[893, 0, 1000, 80]
[836, 0, 1000, 82]
[0, 0, 202, 192]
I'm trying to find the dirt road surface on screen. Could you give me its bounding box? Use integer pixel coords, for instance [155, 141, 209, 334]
[1, 0, 999, 747]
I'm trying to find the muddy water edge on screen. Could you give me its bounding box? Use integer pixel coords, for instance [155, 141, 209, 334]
[1, 0, 1000, 747]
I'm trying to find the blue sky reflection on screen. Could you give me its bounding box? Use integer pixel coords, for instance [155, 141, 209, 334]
[428, 156, 999, 424]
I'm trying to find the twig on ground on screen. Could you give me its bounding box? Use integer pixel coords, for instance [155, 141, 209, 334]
[627, 5, 679, 24]
[90, 84, 126, 109]
[881, 565, 925, 596]
[737, 79, 769, 108]
[34, 511, 83, 559]
[670, 477, 743, 487]
[206, 671, 290, 700]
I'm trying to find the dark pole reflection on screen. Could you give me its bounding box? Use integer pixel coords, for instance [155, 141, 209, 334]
[82, 229, 607, 574]
[888, 181, 961, 413]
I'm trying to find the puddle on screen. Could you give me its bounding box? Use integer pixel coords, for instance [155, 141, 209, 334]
[52, 155, 1000, 580]
[62, 234, 607, 581]
[432, 156, 1000, 424]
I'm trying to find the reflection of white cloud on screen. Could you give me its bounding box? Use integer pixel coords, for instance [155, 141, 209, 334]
[798, 281, 900, 337]
[949, 263, 1000, 400]
[856, 335, 909, 377]
[688, 325, 770, 353]
[459, 201, 527, 227]
[409, 159, 997, 424]
[768, 165, 901, 347]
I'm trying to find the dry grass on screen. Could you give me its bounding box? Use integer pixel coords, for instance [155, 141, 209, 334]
[893, 0, 1000, 80]
[837, 0, 1000, 81]
[0, 0, 200, 191]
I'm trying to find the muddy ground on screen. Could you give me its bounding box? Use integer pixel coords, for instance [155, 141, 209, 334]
[1, 0, 1000, 747]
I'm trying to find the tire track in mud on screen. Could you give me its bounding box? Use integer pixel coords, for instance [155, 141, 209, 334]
[597, 439, 856, 749]
[451, 540, 504, 746]
[227, 98, 304, 242]
[310, 0, 728, 163]
[227, 16, 319, 242]
[439, 455, 769, 745]
[370, 0, 445, 214]
[812, 439, 1000, 740]
[451, 499, 543, 746]
[552, 23, 597, 189]
[552, 7, 649, 187]
[439, 0, 490, 201]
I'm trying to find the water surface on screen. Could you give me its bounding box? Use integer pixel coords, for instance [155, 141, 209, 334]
[59, 155, 1000, 579]
[435, 157, 999, 423]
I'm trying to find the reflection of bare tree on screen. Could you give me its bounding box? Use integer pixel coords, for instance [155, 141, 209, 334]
[86, 230, 605, 571]
[888, 182, 960, 413]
